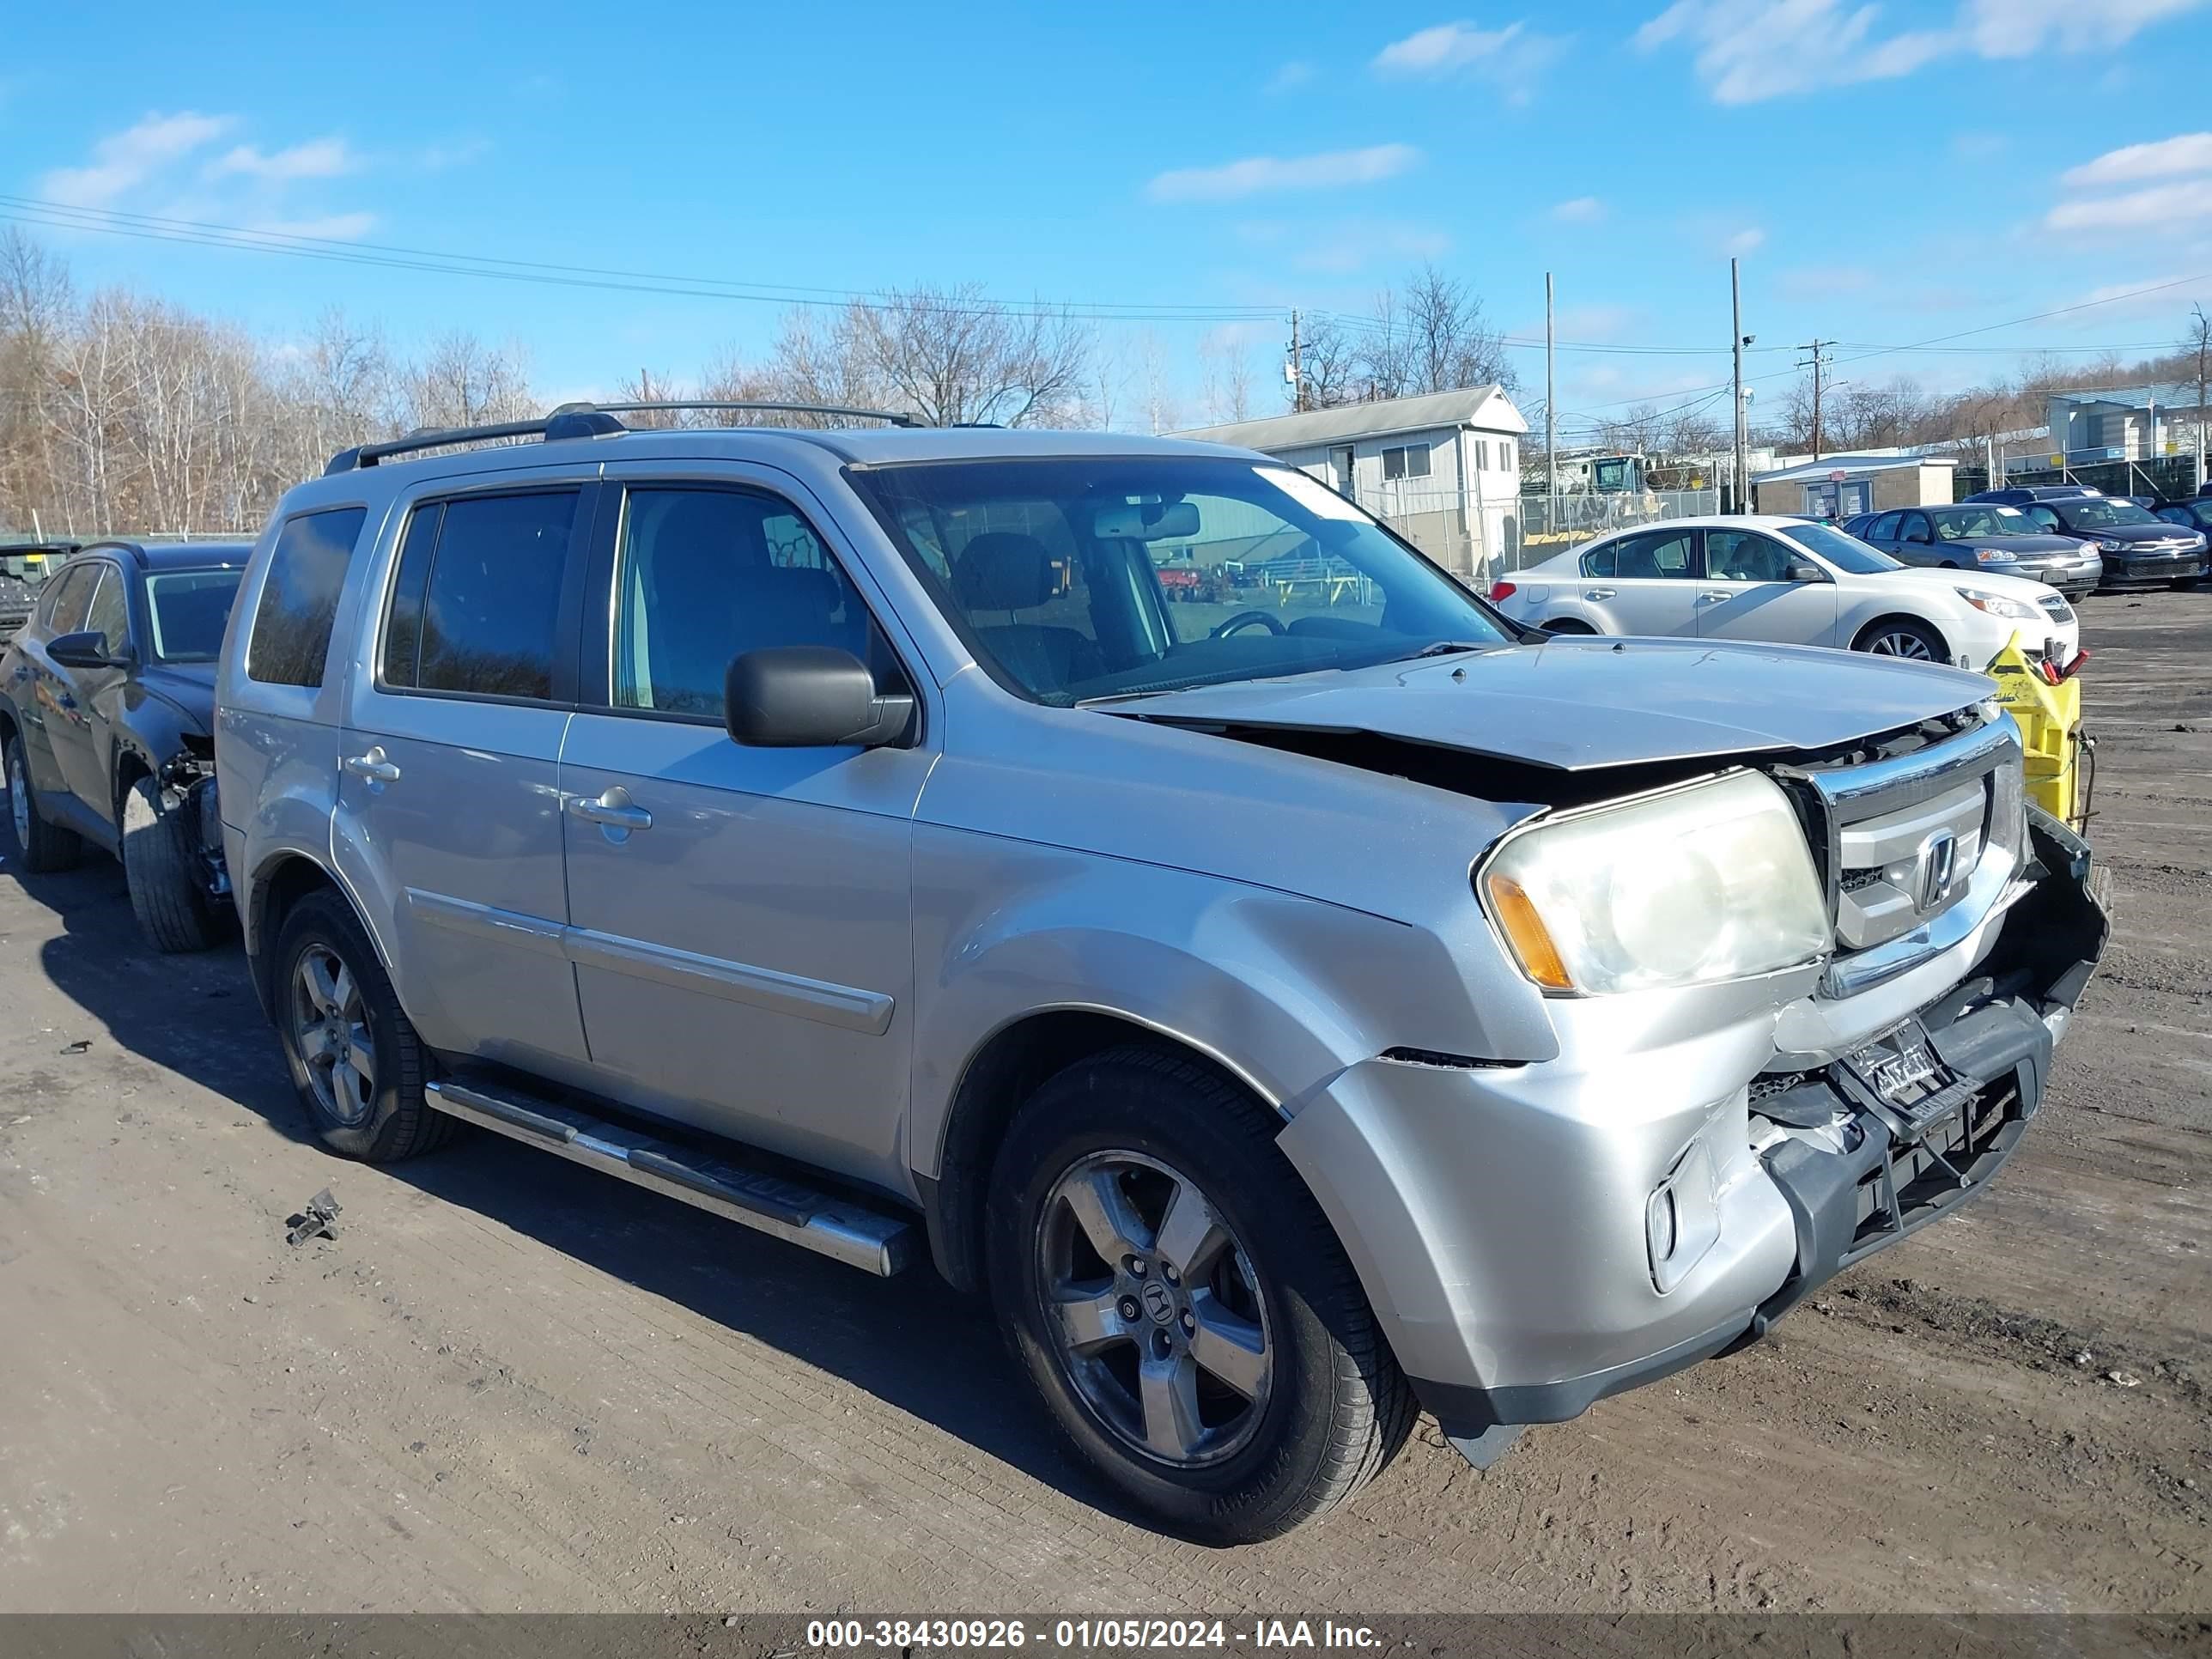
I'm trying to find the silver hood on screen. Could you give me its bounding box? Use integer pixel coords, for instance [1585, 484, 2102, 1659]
[1095, 635, 1994, 771]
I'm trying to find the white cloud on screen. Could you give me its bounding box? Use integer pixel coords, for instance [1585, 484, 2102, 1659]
[1549, 195, 1607, 224]
[1146, 143, 1420, 203]
[2046, 179, 2212, 231]
[2060, 132, 2212, 189]
[210, 137, 354, 182]
[1961, 0, 2207, 57]
[1639, 0, 2206, 104]
[1371, 20, 1567, 100]
[1266, 60, 1315, 94]
[1726, 226, 1766, 254]
[39, 111, 235, 207]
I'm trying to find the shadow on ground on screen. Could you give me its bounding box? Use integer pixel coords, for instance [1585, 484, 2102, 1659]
[15, 855, 1123, 1530]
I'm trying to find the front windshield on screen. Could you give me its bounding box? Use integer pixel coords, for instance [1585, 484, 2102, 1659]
[145, 568, 243, 662]
[849, 457, 1513, 705]
[2057, 499, 2157, 528]
[1779, 520, 1902, 574]
[1932, 506, 2029, 540]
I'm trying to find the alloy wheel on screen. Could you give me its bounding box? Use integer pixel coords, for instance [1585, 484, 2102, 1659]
[1867, 629, 1935, 660]
[291, 944, 375, 1126]
[1035, 1149, 1273, 1468]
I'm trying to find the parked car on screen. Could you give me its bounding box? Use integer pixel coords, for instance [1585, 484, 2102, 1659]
[1489, 515, 2080, 668]
[0, 539, 248, 951]
[216, 407, 2106, 1543]
[1963, 485, 2099, 507]
[0, 539, 77, 645]
[1855, 503, 2101, 598]
[2150, 496, 2212, 538]
[2013, 495, 2209, 588]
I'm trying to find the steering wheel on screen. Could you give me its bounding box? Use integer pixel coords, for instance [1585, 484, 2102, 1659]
[1211, 609, 1288, 639]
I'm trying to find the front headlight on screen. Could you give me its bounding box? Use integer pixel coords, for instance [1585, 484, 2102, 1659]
[1478, 771, 1829, 995]
[1972, 547, 2019, 563]
[1958, 586, 2040, 622]
[2095, 538, 2125, 552]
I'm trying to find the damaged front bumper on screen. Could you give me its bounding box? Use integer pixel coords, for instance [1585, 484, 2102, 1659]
[1279, 810, 2108, 1466]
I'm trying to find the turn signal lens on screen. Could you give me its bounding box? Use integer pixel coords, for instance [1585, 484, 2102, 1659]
[1484, 872, 1573, 990]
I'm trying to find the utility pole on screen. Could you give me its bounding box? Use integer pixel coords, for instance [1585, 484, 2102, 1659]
[1730, 258, 1747, 515]
[1797, 339, 1834, 462]
[2194, 303, 2209, 491]
[1287, 309, 1304, 413]
[1545, 271, 1558, 520]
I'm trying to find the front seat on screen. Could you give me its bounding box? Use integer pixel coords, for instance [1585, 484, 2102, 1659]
[952, 531, 1103, 696]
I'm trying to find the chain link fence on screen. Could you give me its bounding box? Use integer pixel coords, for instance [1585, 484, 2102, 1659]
[1356, 486, 1725, 589]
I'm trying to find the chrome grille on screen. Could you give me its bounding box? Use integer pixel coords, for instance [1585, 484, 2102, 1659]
[1797, 716, 2023, 962]
[2038, 593, 2073, 621]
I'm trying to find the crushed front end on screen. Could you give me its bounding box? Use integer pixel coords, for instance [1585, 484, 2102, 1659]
[1278, 708, 2108, 1468]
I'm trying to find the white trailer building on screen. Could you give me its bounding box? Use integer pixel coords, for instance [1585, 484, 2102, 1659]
[1176, 386, 1528, 581]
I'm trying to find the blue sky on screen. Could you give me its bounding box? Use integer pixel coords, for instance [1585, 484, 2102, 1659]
[6, 0, 2212, 440]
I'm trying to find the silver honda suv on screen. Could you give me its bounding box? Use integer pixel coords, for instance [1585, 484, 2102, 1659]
[215, 404, 2107, 1543]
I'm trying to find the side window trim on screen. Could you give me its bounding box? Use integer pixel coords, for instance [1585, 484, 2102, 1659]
[579, 478, 915, 728]
[85, 561, 131, 650]
[368, 481, 596, 708]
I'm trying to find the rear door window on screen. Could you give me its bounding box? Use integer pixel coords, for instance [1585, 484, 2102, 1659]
[382, 490, 578, 702]
[1580, 544, 1617, 578]
[1867, 512, 1902, 540]
[1609, 529, 1696, 580]
[247, 507, 368, 687]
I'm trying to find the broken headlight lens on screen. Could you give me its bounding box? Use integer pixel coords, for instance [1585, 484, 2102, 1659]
[1479, 770, 1829, 995]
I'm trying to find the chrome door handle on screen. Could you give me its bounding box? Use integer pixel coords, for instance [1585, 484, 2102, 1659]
[568, 789, 653, 831]
[1583, 586, 1616, 600]
[1699, 591, 1733, 603]
[342, 747, 400, 783]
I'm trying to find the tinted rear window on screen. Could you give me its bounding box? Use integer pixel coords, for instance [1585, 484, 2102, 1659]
[383, 490, 576, 702]
[247, 507, 367, 688]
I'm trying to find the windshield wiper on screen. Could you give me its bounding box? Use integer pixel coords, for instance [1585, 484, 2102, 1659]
[1397, 640, 1492, 660]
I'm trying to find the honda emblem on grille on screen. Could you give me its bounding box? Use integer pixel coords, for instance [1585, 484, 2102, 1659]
[1911, 829, 1958, 914]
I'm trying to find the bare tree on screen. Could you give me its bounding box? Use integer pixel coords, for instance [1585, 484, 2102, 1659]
[402, 331, 534, 430]
[1136, 331, 1180, 434]
[1362, 264, 1516, 398]
[843, 285, 1089, 428]
[1198, 330, 1255, 426]
[1297, 314, 1363, 410]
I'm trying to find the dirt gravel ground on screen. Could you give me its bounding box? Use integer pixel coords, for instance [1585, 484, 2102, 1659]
[0, 594, 2207, 1617]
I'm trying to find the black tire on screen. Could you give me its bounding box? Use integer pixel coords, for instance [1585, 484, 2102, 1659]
[271, 889, 454, 1162]
[120, 775, 219, 952]
[987, 1046, 1414, 1544]
[3, 729, 82, 873]
[1852, 617, 1947, 662]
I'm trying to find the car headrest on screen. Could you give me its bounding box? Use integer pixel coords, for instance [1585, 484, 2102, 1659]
[953, 532, 1055, 611]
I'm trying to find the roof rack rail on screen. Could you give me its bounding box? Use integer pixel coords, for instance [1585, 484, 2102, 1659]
[584, 399, 921, 428]
[323, 398, 921, 476]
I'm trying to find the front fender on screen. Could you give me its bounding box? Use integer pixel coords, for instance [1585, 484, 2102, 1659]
[906, 822, 1555, 1179]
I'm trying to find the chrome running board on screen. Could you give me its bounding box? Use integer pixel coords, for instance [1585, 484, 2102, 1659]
[425, 1078, 913, 1276]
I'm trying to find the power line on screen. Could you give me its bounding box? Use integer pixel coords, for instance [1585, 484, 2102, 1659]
[0, 194, 1283, 325]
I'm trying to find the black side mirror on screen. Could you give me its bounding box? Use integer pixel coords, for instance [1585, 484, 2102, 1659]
[1784, 562, 1826, 583]
[725, 646, 915, 749]
[48, 629, 126, 670]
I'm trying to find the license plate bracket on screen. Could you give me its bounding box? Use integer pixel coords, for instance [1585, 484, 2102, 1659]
[1834, 1018, 1967, 1143]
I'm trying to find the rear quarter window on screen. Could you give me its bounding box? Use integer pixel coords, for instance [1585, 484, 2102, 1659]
[247, 507, 368, 688]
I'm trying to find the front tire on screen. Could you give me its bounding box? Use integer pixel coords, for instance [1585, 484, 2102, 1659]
[1853, 617, 1946, 662]
[120, 775, 219, 952]
[987, 1047, 1414, 1544]
[272, 890, 453, 1162]
[3, 730, 82, 873]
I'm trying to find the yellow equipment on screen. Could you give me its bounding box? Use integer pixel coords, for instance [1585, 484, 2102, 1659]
[1985, 636, 2094, 833]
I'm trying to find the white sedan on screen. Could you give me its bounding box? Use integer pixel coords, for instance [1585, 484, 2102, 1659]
[1490, 515, 2078, 670]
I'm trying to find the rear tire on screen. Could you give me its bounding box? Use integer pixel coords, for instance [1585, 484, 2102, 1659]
[987, 1046, 1414, 1544]
[3, 730, 82, 873]
[272, 890, 454, 1162]
[1852, 617, 1946, 662]
[120, 775, 218, 953]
